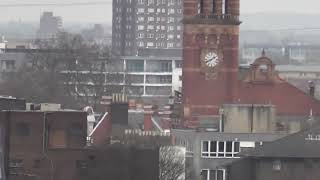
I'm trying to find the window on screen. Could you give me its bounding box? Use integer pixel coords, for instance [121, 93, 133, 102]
[201, 141, 240, 158]
[69, 123, 83, 136]
[273, 160, 281, 171]
[147, 25, 154, 30]
[201, 169, 225, 180]
[222, 0, 228, 14]
[16, 122, 30, 136]
[198, 0, 204, 14]
[147, 33, 154, 38]
[1, 60, 15, 71]
[168, 9, 175, 14]
[49, 129, 67, 148]
[137, 8, 145, 13]
[138, 41, 144, 47]
[9, 159, 24, 168]
[138, 25, 144, 30]
[138, 16, 145, 21]
[175, 61, 182, 68]
[147, 42, 154, 47]
[33, 159, 41, 168]
[168, 17, 174, 23]
[168, 0, 174, 5]
[146, 61, 172, 72]
[76, 160, 87, 169]
[146, 75, 172, 84]
[126, 60, 144, 72]
[148, 8, 155, 13]
[167, 43, 174, 48]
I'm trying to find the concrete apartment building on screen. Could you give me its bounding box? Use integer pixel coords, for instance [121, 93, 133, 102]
[37, 12, 62, 39]
[112, 0, 183, 56]
[111, 0, 184, 98]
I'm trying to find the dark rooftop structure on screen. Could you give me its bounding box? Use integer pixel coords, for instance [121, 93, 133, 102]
[0, 96, 26, 110]
[223, 125, 320, 180]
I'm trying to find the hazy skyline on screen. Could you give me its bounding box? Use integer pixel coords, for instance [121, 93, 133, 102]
[0, 0, 319, 23]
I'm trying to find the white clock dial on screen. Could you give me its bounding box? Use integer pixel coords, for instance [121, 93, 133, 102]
[204, 52, 219, 67]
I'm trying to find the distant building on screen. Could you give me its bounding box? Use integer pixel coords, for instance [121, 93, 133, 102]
[276, 65, 320, 100]
[37, 12, 62, 39]
[112, 0, 183, 56]
[81, 24, 107, 45]
[240, 43, 320, 65]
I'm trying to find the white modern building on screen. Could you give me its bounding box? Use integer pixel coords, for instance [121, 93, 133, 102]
[60, 55, 182, 100]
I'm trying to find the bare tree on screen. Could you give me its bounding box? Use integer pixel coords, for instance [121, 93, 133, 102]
[159, 146, 187, 180]
[0, 32, 117, 108]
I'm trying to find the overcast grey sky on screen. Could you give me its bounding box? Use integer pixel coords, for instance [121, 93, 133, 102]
[0, 0, 319, 23]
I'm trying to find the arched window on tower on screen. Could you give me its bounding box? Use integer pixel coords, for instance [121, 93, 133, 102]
[222, 0, 229, 15]
[212, 0, 216, 14]
[198, 0, 204, 14]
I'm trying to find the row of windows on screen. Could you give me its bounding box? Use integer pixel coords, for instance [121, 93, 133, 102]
[137, 33, 181, 39]
[201, 141, 240, 158]
[137, 25, 181, 31]
[198, 0, 229, 15]
[9, 159, 92, 169]
[15, 122, 83, 137]
[114, 0, 182, 5]
[201, 169, 225, 180]
[137, 8, 182, 14]
[137, 16, 181, 23]
[138, 0, 182, 5]
[137, 41, 181, 48]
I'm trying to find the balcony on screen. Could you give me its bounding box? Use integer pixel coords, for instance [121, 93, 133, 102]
[183, 14, 241, 25]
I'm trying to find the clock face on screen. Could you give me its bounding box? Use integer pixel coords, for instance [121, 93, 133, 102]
[204, 51, 219, 67]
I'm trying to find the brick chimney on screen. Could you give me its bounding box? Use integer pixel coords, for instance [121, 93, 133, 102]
[144, 105, 154, 131]
[309, 81, 315, 97]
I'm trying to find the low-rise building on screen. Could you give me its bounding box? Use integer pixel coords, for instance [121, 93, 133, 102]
[0, 110, 161, 180]
[172, 129, 285, 180]
[0, 96, 26, 110]
[224, 125, 320, 180]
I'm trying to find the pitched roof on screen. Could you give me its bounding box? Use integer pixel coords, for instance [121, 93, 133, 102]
[241, 125, 320, 158]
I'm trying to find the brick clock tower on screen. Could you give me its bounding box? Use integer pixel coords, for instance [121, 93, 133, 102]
[182, 0, 241, 128]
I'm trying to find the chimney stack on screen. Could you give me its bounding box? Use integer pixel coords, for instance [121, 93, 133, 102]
[144, 105, 154, 131]
[309, 81, 315, 97]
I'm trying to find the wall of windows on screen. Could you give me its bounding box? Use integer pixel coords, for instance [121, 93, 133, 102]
[146, 60, 172, 72]
[201, 169, 225, 180]
[201, 141, 240, 158]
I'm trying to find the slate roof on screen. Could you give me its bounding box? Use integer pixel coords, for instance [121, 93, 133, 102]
[241, 125, 320, 158]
